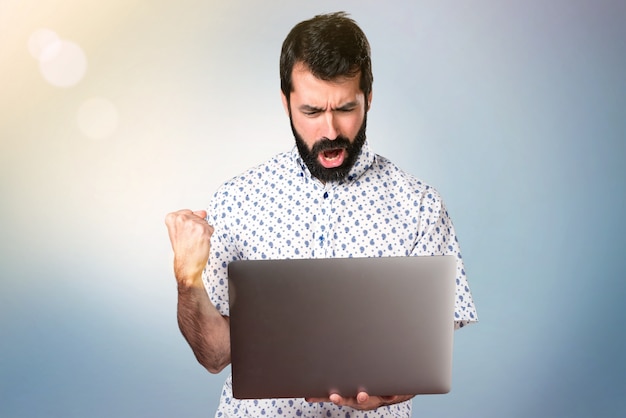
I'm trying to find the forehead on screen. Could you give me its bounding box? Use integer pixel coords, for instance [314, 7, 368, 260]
[290, 62, 363, 105]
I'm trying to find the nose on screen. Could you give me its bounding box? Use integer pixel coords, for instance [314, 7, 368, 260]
[322, 111, 339, 140]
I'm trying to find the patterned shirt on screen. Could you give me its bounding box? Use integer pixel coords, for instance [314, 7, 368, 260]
[203, 140, 477, 418]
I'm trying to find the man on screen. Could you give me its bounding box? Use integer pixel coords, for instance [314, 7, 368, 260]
[165, 12, 477, 418]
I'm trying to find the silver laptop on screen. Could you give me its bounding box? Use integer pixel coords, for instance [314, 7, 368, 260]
[227, 255, 456, 399]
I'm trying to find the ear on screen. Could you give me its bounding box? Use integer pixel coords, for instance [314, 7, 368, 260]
[366, 91, 373, 111]
[280, 91, 290, 116]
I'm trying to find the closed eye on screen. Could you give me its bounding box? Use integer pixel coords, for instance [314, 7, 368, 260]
[334, 101, 359, 113]
[299, 105, 323, 116]
[298, 101, 360, 116]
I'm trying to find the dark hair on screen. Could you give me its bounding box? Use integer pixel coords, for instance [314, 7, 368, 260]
[280, 12, 373, 107]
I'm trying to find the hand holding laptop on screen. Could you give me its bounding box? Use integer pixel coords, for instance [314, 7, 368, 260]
[305, 393, 413, 411]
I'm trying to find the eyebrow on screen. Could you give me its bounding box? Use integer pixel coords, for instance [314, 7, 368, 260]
[298, 101, 360, 113]
[298, 104, 324, 113]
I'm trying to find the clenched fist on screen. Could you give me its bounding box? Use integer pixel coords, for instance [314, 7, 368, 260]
[165, 209, 214, 288]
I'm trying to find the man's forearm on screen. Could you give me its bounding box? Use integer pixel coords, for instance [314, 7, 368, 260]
[177, 283, 231, 374]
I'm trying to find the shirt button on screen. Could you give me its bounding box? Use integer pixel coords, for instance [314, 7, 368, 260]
[323, 192, 329, 199]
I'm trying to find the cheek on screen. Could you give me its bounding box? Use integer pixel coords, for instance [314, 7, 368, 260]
[340, 114, 365, 138]
[293, 118, 320, 142]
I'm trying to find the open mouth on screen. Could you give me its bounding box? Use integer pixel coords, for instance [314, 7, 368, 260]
[318, 148, 347, 168]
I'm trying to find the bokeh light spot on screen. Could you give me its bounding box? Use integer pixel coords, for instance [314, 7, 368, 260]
[39, 40, 87, 87]
[28, 28, 61, 61]
[29, 28, 88, 88]
[77, 97, 119, 140]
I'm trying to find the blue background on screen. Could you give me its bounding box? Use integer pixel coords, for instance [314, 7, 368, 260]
[1, 0, 624, 417]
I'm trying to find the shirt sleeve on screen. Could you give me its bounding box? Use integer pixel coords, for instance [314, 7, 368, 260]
[202, 188, 238, 316]
[410, 187, 478, 329]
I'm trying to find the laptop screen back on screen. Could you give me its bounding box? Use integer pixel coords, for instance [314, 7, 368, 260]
[228, 255, 456, 399]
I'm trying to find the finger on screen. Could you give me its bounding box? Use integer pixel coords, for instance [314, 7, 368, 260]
[165, 209, 208, 232]
[304, 397, 330, 403]
[164, 209, 212, 252]
[164, 210, 189, 248]
[192, 209, 207, 219]
[356, 392, 369, 404]
[380, 395, 398, 404]
[164, 211, 178, 228]
[164, 211, 182, 247]
[165, 209, 192, 227]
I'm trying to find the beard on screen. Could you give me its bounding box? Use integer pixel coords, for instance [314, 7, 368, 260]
[291, 113, 367, 183]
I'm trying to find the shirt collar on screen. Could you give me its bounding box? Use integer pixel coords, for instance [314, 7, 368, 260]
[291, 140, 376, 185]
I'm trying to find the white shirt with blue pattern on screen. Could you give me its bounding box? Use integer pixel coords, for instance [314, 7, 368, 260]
[203, 140, 477, 418]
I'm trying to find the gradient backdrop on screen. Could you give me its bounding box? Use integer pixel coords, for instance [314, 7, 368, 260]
[1, 0, 625, 417]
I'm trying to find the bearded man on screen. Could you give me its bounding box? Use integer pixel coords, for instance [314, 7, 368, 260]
[165, 11, 477, 418]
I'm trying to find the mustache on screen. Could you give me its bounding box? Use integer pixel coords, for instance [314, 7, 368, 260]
[310, 136, 352, 154]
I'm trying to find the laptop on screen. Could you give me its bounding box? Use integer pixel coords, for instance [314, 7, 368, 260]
[227, 255, 456, 399]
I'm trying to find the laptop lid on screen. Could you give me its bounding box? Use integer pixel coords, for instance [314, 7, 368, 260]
[227, 255, 456, 399]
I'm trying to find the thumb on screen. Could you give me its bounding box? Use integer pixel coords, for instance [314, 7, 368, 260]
[192, 210, 207, 219]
